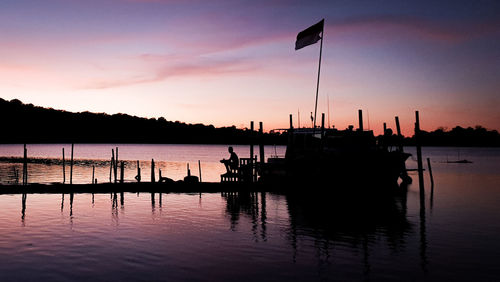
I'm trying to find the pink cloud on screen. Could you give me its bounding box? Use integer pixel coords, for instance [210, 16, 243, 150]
[81, 56, 259, 89]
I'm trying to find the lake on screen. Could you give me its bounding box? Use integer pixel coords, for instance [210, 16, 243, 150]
[0, 145, 499, 281]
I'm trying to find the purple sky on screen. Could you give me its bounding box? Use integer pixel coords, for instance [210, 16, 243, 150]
[1, 0, 499, 134]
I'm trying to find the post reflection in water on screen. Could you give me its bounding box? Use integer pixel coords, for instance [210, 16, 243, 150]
[69, 193, 74, 217]
[222, 192, 265, 240]
[21, 193, 27, 223]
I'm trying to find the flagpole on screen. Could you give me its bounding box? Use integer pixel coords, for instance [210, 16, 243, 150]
[313, 30, 323, 130]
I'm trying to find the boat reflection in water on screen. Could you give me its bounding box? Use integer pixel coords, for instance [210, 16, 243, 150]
[220, 181, 420, 279]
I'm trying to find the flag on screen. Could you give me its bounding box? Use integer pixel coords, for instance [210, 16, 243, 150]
[295, 19, 324, 50]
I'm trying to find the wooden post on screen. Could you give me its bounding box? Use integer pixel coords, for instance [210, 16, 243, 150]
[23, 144, 27, 185]
[92, 165, 95, 184]
[358, 109, 363, 131]
[395, 116, 403, 152]
[62, 148, 66, 184]
[109, 149, 113, 183]
[259, 122, 265, 164]
[427, 158, 434, 187]
[289, 114, 293, 130]
[151, 159, 155, 183]
[383, 122, 387, 133]
[70, 143, 74, 185]
[250, 121, 255, 181]
[114, 147, 118, 183]
[120, 161, 124, 184]
[135, 160, 141, 182]
[415, 111, 425, 199]
[187, 163, 191, 177]
[198, 160, 202, 183]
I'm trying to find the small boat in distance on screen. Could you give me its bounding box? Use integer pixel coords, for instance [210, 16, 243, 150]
[445, 150, 473, 163]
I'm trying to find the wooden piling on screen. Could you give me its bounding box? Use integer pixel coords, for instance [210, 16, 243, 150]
[151, 159, 155, 183]
[427, 158, 434, 187]
[395, 116, 403, 152]
[415, 111, 425, 198]
[358, 109, 363, 131]
[135, 160, 141, 182]
[259, 122, 265, 164]
[23, 144, 27, 185]
[92, 165, 95, 184]
[250, 121, 255, 181]
[62, 148, 66, 184]
[70, 143, 74, 185]
[383, 122, 387, 133]
[114, 147, 118, 183]
[120, 161, 124, 184]
[198, 160, 202, 183]
[187, 163, 191, 177]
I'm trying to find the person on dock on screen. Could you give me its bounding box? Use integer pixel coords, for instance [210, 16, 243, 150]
[220, 146, 239, 174]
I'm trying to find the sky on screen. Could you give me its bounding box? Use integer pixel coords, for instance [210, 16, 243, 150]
[1, 0, 499, 135]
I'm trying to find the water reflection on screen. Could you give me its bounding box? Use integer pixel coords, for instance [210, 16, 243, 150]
[219, 185, 420, 277]
[15, 187, 425, 280]
[222, 192, 263, 238]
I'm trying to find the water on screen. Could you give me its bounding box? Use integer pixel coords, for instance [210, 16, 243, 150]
[0, 145, 499, 281]
[0, 144, 286, 184]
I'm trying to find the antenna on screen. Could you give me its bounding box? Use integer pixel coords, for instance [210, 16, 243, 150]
[367, 109, 370, 130]
[327, 95, 331, 128]
[298, 108, 301, 128]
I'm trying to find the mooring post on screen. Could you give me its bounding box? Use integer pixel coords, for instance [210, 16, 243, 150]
[114, 147, 118, 183]
[23, 144, 28, 185]
[250, 121, 255, 181]
[151, 159, 155, 183]
[62, 148, 66, 184]
[110, 149, 114, 183]
[120, 161, 124, 184]
[259, 122, 265, 165]
[136, 160, 141, 182]
[92, 165, 95, 184]
[198, 160, 202, 183]
[358, 109, 363, 131]
[395, 116, 403, 152]
[70, 143, 74, 185]
[187, 163, 191, 177]
[427, 158, 434, 187]
[383, 122, 387, 133]
[415, 111, 425, 200]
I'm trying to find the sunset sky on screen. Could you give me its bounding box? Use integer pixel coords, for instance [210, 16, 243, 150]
[1, 0, 499, 135]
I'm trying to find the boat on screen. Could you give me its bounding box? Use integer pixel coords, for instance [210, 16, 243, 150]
[260, 112, 412, 188]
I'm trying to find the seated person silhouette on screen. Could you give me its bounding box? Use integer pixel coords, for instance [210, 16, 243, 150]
[220, 146, 239, 175]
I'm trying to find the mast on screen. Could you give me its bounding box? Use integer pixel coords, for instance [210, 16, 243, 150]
[313, 31, 323, 130]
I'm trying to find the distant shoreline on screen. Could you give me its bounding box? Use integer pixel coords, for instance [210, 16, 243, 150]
[1, 98, 498, 147]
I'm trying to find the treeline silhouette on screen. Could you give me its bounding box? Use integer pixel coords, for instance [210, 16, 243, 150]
[1, 98, 498, 146]
[405, 126, 500, 147]
[0, 98, 286, 144]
